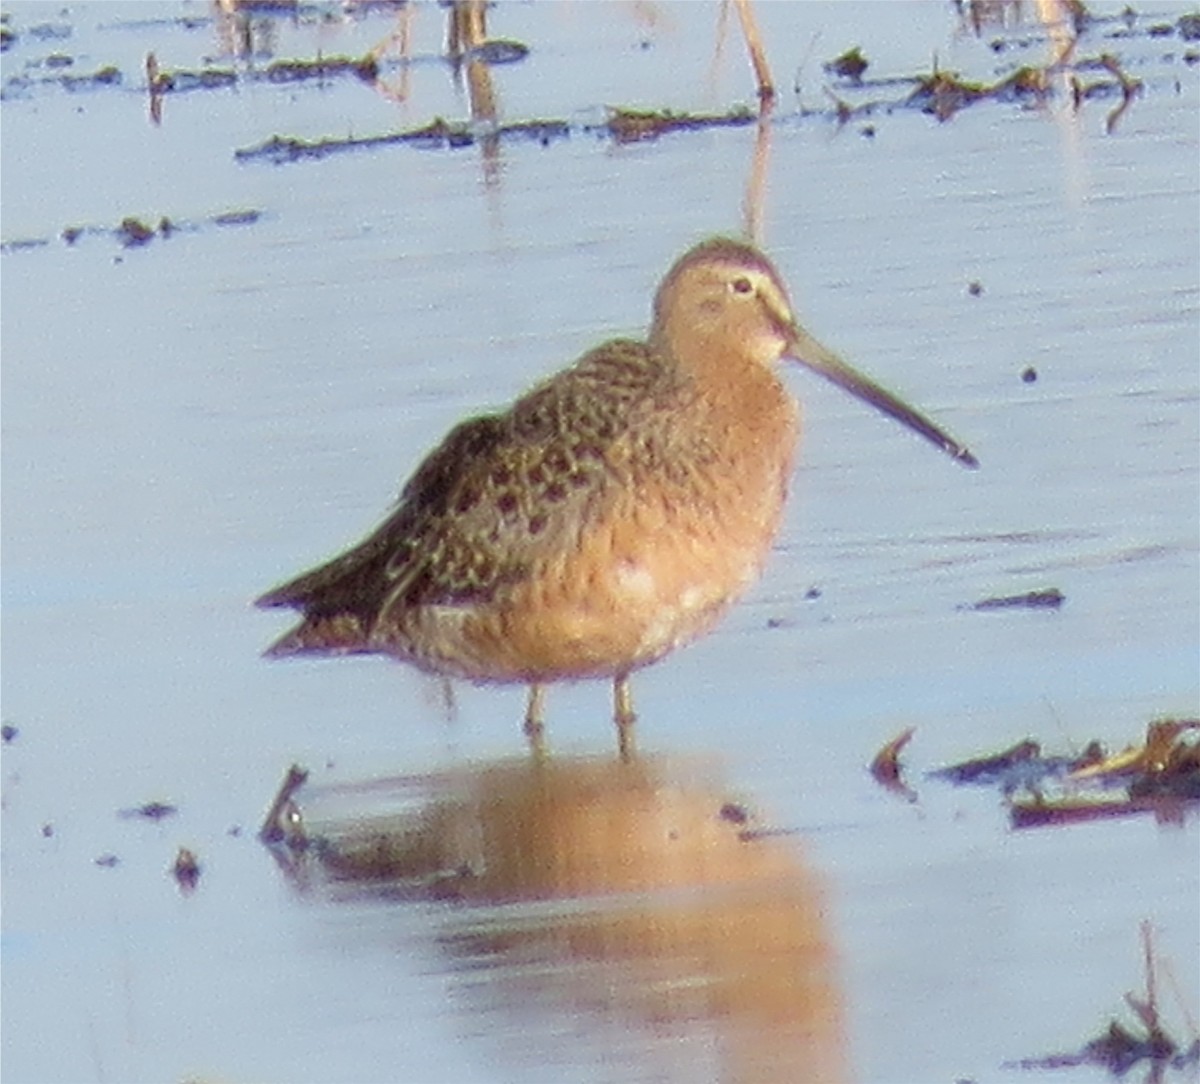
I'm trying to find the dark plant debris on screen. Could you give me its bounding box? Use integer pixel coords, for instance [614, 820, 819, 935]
[824, 46, 870, 84]
[957, 0, 1088, 38]
[148, 53, 374, 96]
[171, 847, 202, 895]
[874, 718, 1200, 824]
[966, 587, 1065, 611]
[1006, 921, 1200, 1076]
[259, 764, 310, 846]
[869, 727, 918, 802]
[1, 723, 19, 744]
[228, 37, 1155, 168]
[61, 64, 121, 91]
[464, 39, 529, 66]
[606, 106, 756, 143]
[4, 5, 1180, 159]
[265, 53, 379, 85]
[118, 800, 178, 822]
[929, 738, 1053, 788]
[116, 217, 155, 248]
[212, 208, 262, 227]
[235, 106, 753, 164]
[2, 208, 264, 255]
[145, 42, 522, 100]
[94, 853, 120, 868]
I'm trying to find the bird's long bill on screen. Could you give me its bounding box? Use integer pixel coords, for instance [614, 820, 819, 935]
[787, 326, 979, 468]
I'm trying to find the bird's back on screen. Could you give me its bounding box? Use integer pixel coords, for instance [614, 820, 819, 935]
[256, 338, 699, 667]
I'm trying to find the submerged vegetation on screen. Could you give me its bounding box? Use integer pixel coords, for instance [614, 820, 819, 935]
[871, 717, 1200, 828]
[1006, 923, 1200, 1078]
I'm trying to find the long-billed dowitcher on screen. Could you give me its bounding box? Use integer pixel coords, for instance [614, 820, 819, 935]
[257, 238, 976, 757]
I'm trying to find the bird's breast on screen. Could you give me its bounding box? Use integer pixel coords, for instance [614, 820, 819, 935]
[397, 368, 799, 684]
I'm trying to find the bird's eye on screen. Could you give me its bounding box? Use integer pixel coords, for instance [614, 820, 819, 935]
[730, 276, 753, 295]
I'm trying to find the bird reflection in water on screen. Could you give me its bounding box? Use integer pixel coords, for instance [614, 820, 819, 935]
[264, 754, 848, 1083]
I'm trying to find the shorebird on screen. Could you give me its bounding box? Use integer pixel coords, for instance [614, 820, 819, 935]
[257, 238, 976, 758]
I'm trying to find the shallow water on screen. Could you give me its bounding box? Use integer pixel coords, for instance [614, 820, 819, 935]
[2, 2, 1198, 1083]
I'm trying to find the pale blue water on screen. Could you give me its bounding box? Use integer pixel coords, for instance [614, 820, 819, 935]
[3, 3, 1197, 1082]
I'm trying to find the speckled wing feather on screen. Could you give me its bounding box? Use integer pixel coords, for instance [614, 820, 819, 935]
[256, 339, 681, 656]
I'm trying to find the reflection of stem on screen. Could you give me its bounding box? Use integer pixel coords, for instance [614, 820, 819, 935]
[146, 52, 164, 126]
[367, 4, 413, 104]
[447, 0, 487, 61]
[466, 54, 500, 189]
[466, 57, 498, 125]
[709, 0, 731, 102]
[1034, 0, 1078, 68]
[259, 764, 309, 845]
[1098, 53, 1141, 135]
[452, 2, 501, 190]
[742, 99, 773, 246]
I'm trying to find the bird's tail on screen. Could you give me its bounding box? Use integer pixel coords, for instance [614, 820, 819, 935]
[262, 613, 373, 658]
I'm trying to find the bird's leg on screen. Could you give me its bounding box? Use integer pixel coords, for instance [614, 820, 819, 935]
[523, 683, 547, 758]
[614, 674, 637, 762]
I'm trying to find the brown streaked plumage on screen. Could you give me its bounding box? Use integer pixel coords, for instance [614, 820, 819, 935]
[257, 237, 976, 758]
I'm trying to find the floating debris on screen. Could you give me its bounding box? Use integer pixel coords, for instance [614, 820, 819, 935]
[0, 237, 49, 253]
[2, 207, 266, 254]
[967, 280, 984, 297]
[7, 2, 1180, 134]
[908, 69, 987, 120]
[264, 53, 379, 85]
[1021, 366, 1038, 383]
[117, 800, 178, 822]
[895, 719, 1198, 824]
[967, 587, 1065, 611]
[1, 723, 18, 744]
[234, 106, 753, 163]
[211, 208, 261, 227]
[237, 116, 574, 163]
[220, 0, 299, 12]
[171, 847, 201, 894]
[606, 105, 756, 143]
[869, 727, 918, 801]
[1011, 720, 1198, 827]
[149, 65, 237, 94]
[1006, 922, 1200, 1075]
[718, 801, 750, 826]
[929, 738, 1047, 788]
[824, 46, 869, 84]
[27, 21, 72, 42]
[59, 65, 121, 92]
[465, 39, 529, 65]
[94, 853, 120, 868]
[115, 217, 155, 248]
[259, 764, 309, 846]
